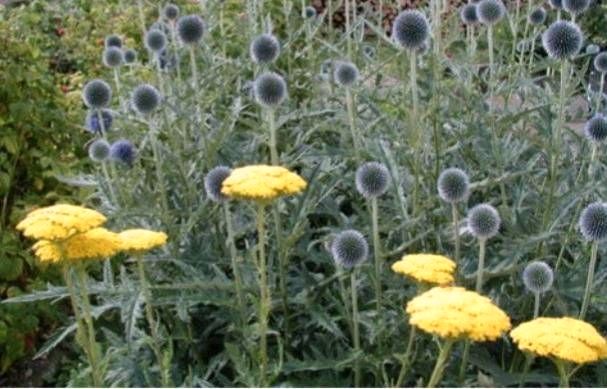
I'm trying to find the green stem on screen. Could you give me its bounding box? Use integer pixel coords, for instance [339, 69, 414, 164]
[533, 291, 541, 318]
[256, 204, 270, 386]
[345, 88, 361, 158]
[137, 0, 146, 38]
[351, 270, 361, 387]
[371, 197, 382, 311]
[554, 359, 570, 388]
[345, 0, 352, 57]
[224, 203, 245, 323]
[268, 109, 278, 165]
[149, 121, 170, 215]
[579, 241, 598, 320]
[427, 339, 455, 388]
[113, 68, 122, 105]
[395, 326, 416, 387]
[476, 238, 486, 293]
[452, 204, 460, 264]
[596, 73, 605, 113]
[410, 51, 420, 217]
[458, 341, 470, 383]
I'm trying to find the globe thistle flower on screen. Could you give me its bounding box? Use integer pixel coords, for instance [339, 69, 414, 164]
[105, 34, 122, 48]
[123, 48, 137, 64]
[477, 0, 506, 25]
[437, 168, 470, 203]
[150, 21, 171, 35]
[177, 15, 205, 44]
[304, 6, 317, 18]
[586, 44, 600, 55]
[82, 79, 112, 109]
[88, 139, 111, 162]
[333, 61, 359, 88]
[392, 10, 429, 50]
[163, 3, 180, 21]
[362, 45, 376, 60]
[110, 139, 136, 167]
[250, 33, 280, 64]
[542, 20, 583, 60]
[205, 166, 232, 202]
[331, 230, 369, 268]
[562, 0, 589, 14]
[85, 109, 113, 134]
[549, 0, 563, 8]
[579, 202, 607, 242]
[145, 29, 167, 53]
[253, 72, 287, 107]
[594, 52, 607, 73]
[131, 84, 161, 115]
[460, 3, 479, 24]
[584, 115, 607, 143]
[355, 162, 390, 198]
[102, 46, 124, 68]
[468, 203, 501, 240]
[529, 7, 547, 25]
[522, 261, 554, 294]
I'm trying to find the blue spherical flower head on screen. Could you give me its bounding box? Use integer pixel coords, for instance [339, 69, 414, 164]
[594, 52, 607, 73]
[522, 261, 554, 294]
[355, 162, 390, 198]
[205, 166, 232, 202]
[88, 139, 111, 162]
[105, 34, 122, 48]
[584, 115, 607, 143]
[110, 139, 136, 167]
[580, 202, 607, 242]
[334, 61, 359, 88]
[477, 0, 506, 25]
[177, 15, 206, 44]
[549, 0, 563, 9]
[529, 8, 547, 25]
[82, 79, 112, 109]
[123, 48, 137, 64]
[103, 46, 124, 68]
[586, 44, 600, 55]
[305, 6, 317, 18]
[468, 203, 501, 240]
[563, 0, 589, 15]
[145, 29, 168, 53]
[331, 230, 369, 269]
[253, 72, 287, 107]
[437, 168, 470, 203]
[131, 84, 161, 115]
[163, 4, 180, 21]
[460, 3, 479, 24]
[392, 10, 429, 50]
[250, 33, 280, 64]
[85, 109, 113, 134]
[542, 21, 583, 60]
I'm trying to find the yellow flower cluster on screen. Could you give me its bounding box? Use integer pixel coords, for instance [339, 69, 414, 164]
[16, 204, 106, 240]
[391, 254, 456, 285]
[221, 165, 307, 203]
[33, 228, 123, 263]
[119, 229, 168, 253]
[406, 286, 511, 342]
[510, 317, 607, 364]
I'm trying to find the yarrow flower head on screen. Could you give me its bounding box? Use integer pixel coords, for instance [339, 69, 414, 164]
[253, 72, 287, 107]
[145, 29, 168, 53]
[102, 46, 124, 68]
[33, 228, 123, 263]
[460, 3, 479, 24]
[250, 33, 280, 64]
[468, 203, 501, 239]
[392, 10, 429, 50]
[123, 48, 137, 64]
[562, 0, 590, 15]
[88, 139, 111, 162]
[221, 165, 307, 203]
[510, 317, 607, 364]
[110, 139, 136, 167]
[406, 286, 512, 341]
[163, 3, 180, 21]
[477, 0, 506, 25]
[105, 34, 122, 48]
[131, 84, 161, 115]
[522, 261, 554, 294]
[118, 229, 168, 253]
[85, 109, 113, 134]
[82, 79, 112, 109]
[529, 7, 547, 25]
[177, 15, 205, 44]
[355, 162, 390, 198]
[16, 204, 107, 241]
[334, 61, 359, 88]
[579, 202, 607, 242]
[437, 168, 470, 203]
[304, 6, 317, 18]
[542, 20, 583, 60]
[594, 52, 607, 73]
[391, 254, 456, 286]
[205, 166, 232, 202]
[331, 229, 369, 269]
[584, 115, 607, 143]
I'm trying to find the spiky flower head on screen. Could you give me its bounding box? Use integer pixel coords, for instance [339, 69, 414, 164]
[437, 168, 470, 203]
[549, 0, 563, 8]
[586, 44, 600, 55]
[205, 166, 232, 202]
[522, 261, 554, 294]
[82, 79, 112, 109]
[542, 20, 583, 60]
[477, 0, 506, 25]
[305, 6, 317, 18]
[163, 3, 180, 21]
[88, 139, 111, 162]
[123, 48, 137, 64]
[253, 72, 287, 107]
[131, 84, 161, 115]
[392, 10, 429, 50]
[355, 162, 390, 198]
[102, 47, 124, 68]
[250, 33, 280, 64]
[594, 52, 607, 73]
[563, 0, 589, 14]
[145, 29, 167, 53]
[331, 229, 369, 268]
[334, 61, 359, 88]
[85, 109, 113, 134]
[579, 202, 607, 242]
[460, 3, 479, 24]
[529, 7, 547, 25]
[105, 34, 122, 48]
[363, 45, 376, 59]
[468, 203, 500, 240]
[584, 115, 607, 143]
[110, 139, 136, 167]
[177, 15, 205, 44]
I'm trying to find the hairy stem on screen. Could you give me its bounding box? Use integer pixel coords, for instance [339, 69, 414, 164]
[579, 241, 598, 320]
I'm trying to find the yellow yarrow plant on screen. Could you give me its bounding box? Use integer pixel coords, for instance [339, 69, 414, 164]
[33, 228, 123, 263]
[391, 254, 456, 286]
[16, 204, 107, 241]
[119, 229, 168, 253]
[221, 165, 307, 203]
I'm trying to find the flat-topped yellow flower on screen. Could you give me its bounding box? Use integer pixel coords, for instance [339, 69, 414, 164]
[406, 286, 511, 342]
[221, 165, 307, 202]
[391, 254, 456, 285]
[17, 204, 107, 241]
[32, 228, 123, 263]
[119, 229, 168, 253]
[511, 317, 607, 364]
